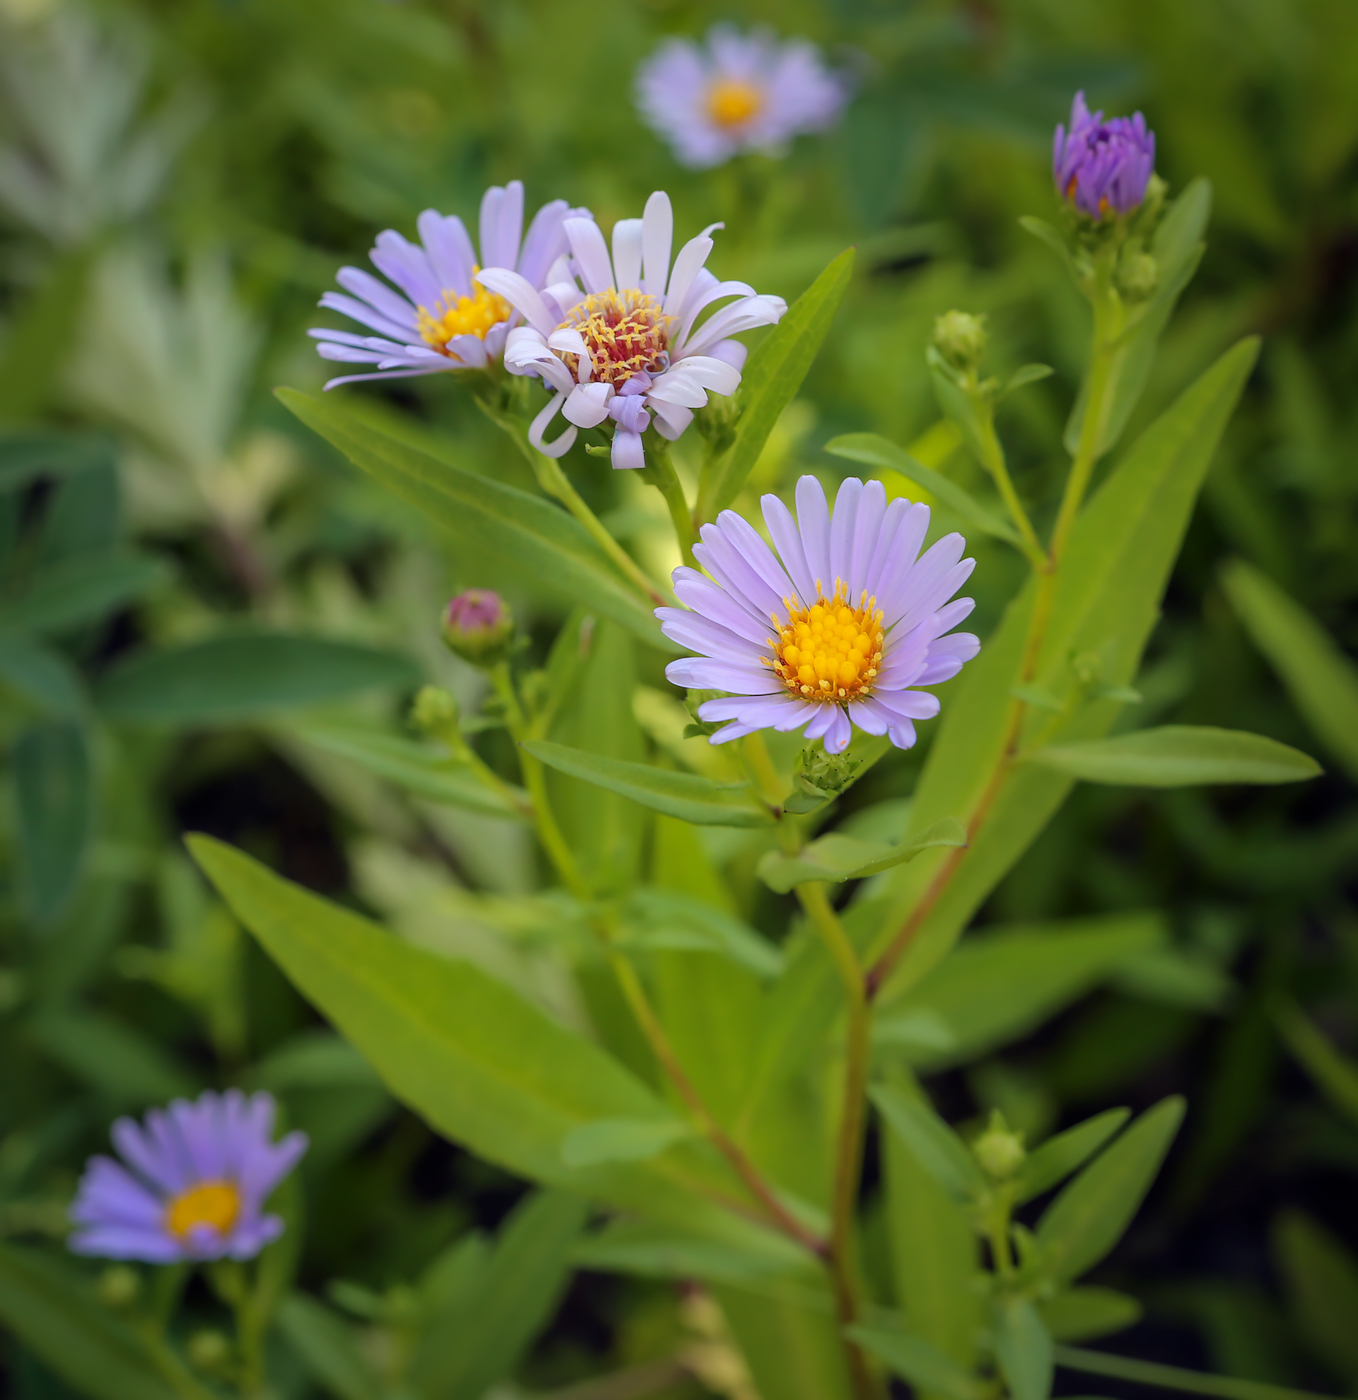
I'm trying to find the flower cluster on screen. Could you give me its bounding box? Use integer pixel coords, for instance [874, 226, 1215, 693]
[636, 26, 848, 169]
[69, 1090, 306, 1263]
[1053, 91, 1156, 220]
[659, 476, 980, 754]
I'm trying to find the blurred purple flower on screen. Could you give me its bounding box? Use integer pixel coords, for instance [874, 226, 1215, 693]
[637, 26, 849, 169]
[442, 588, 513, 662]
[1053, 92, 1156, 220]
[310, 182, 585, 389]
[69, 1090, 307, 1263]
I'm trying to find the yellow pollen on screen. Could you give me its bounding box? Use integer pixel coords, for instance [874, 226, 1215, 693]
[767, 581, 885, 705]
[706, 77, 764, 130]
[560, 288, 673, 388]
[164, 1180, 240, 1241]
[417, 267, 510, 356]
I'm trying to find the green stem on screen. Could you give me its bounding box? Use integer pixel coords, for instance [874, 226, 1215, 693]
[644, 439, 698, 566]
[796, 883, 884, 1400]
[741, 731, 787, 811]
[975, 412, 1045, 571]
[1054, 1347, 1343, 1400]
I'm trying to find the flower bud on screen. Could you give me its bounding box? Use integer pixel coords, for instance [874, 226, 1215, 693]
[1053, 91, 1156, 221]
[410, 684, 459, 737]
[187, 1329, 232, 1373]
[972, 1111, 1026, 1181]
[441, 589, 514, 667]
[96, 1265, 141, 1309]
[784, 745, 864, 813]
[932, 310, 989, 373]
[1117, 250, 1158, 300]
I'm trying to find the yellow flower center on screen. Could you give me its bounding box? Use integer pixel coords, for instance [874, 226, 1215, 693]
[417, 268, 511, 355]
[164, 1181, 241, 1241]
[560, 288, 673, 388]
[768, 582, 885, 703]
[706, 77, 765, 130]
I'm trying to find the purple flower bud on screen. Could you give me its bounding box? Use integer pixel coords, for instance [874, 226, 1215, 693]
[1053, 91, 1156, 221]
[442, 589, 513, 664]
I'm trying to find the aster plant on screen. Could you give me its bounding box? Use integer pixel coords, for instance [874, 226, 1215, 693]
[36, 94, 1317, 1400]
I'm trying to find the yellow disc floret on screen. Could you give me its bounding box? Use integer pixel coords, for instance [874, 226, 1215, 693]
[164, 1181, 241, 1241]
[706, 77, 765, 131]
[768, 581, 885, 703]
[417, 268, 511, 356]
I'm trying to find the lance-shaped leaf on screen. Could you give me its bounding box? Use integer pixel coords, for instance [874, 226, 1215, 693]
[561, 1118, 693, 1168]
[847, 1327, 985, 1400]
[13, 720, 92, 925]
[1221, 558, 1358, 781]
[277, 1294, 380, 1400]
[0, 551, 169, 635]
[993, 1297, 1055, 1400]
[285, 721, 527, 820]
[871, 1084, 985, 1204]
[1025, 725, 1320, 787]
[0, 1244, 190, 1400]
[1034, 1096, 1184, 1285]
[757, 818, 967, 894]
[0, 634, 85, 716]
[1016, 1109, 1131, 1204]
[826, 432, 1021, 545]
[96, 633, 419, 723]
[1039, 1287, 1142, 1343]
[699, 248, 854, 519]
[574, 1219, 810, 1283]
[617, 888, 784, 978]
[279, 388, 669, 651]
[523, 740, 773, 827]
[187, 835, 803, 1266]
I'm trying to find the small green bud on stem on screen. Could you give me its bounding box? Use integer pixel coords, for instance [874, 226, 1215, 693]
[973, 1110, 1026, 1181]
[933, 310, 989, 374]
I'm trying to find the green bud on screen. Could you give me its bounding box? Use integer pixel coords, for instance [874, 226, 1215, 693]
[96, 1265, 141, 1309]
[932, 310, 989, 373]
[410, 684, 459, 738]
[187, 1329, 231, 1373]
[441, 589, 514, 667]
[1117, 250, 1158, 300]
[972, 1111, 1026, 1181]
[784, 745, 863, 814]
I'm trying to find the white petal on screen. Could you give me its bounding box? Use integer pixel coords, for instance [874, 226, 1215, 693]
[476, 268, 555, 336]
[565, 217, 614, 294]
[671, 353, 740, 396]
[528, 391, 577, 458]
[562, 382, 613, 428]
[612, 218, 644, 292]
[664, 234, 714, 315]
[642, 190, 674, 299]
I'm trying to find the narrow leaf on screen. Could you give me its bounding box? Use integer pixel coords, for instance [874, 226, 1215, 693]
[1017, 1110, 1132, 1204]
[1272, 1210, 1358, 1385]
[561, 1118, 693, 1168]
[0, 552, 169, 635]
[993, 1297, 1054, 1400]
[1026, 725, 1321, 787]
[757, 818, 967, 894]
[13, 720, 92, 924]
[871, 1085, 985, 1203]
[701, 248, 855, 518]
[523, 740, 773, 827]
[1039, 1288, 1142, 1343]
[276, 1293, 380, 1400]
[617, 888, 783, 978]
[847, 1327, 983, 1400]
[574, 1220, 807, 1283]
[0, 634, 85, 715]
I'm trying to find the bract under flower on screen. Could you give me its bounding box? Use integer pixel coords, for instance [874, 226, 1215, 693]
[658, 475, 980, 753]
[478, 191, 785, 469]
[68, 1090, 307, 1263]
[310, 182, 584, 389]
[1053, 91, 1156, 221]
[637, 25, 849, 169]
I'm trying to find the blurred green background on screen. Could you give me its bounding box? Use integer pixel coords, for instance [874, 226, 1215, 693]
[2, 0, 1357, 1395]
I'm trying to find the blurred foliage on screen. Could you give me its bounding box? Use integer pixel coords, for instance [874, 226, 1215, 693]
[0, 0, 1356, 1396]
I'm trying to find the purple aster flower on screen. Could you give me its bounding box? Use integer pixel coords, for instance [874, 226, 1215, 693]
[478, 191, 785, 470]
[637, 25, 849, 169]
[442, 588, 514, 664]
[69, 1090, 307, 1263]
[309, 182, 587, 389]
[1053, 92, 1156, 221]
[659, 476, 980, 754]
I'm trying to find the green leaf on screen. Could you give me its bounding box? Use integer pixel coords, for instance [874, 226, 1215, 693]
[1272, 1209, 1358, 1386]
[718, 1285, 854, 1400]
[408, 1190, 587, 1400]
[617, 888, 784, 978]
[573, 1219, 804, 1283]
[187, 835, 802, 1263]
[0, 634, 85, 716]
[287, 721, 527, 819]
[523, 740, 773, 827]
[826, 433, 1022, 545]
[875, 915, 1165, 1069]
[1026, 725, 1321, 787]
[1035, 1096, 1184, 1285]
[277, 1293, 380, 1400]
[994, 1296, 1054, 1400]
[847, 1327, 984, 1400]
[0, 552, 170, 636]
[0, 431, 113, 494]
[699, 248, 855, 518]
[28, 1007, 197, 1106]
[1019, 216, 1075, 272]
[1221, 558, 1358, 782]
[871, 1084, 985, 1203]
[0, 1243, 192, 1400]
[1039, 1288, 1143, 1343]
[867, 335, 1261, 1000]
[251, 1030, 384, 1092]
[13, 721, 92, 925]
[95, 633, 419, 723]
[560, 1117, 692, 1168]
[1017, 1110, 1132, 1204]
[279, 388, 668, 651]
[757, 819, 967, 894]
[1272, 1000, 1358, 1127]
[1003, 364, 1056, 398]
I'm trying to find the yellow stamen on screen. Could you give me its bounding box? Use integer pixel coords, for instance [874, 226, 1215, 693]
[706, 77, 764, 131]
[559, 287, 673, 388]
[767, 581, 885, 705]
[164, 1181, 240, 1241]
[417, 267, 510, 356]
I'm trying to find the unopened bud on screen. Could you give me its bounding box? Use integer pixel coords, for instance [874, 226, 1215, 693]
[1117, 250, 1158, 300]
[933, 311, 989, 372]
[973, 1112, 1026, 1181]
[410, 684, 459, 739]
[187, 1329, 231, 1372]
[441, 589, 513, 667]
[96, 1265, 140, 1309]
